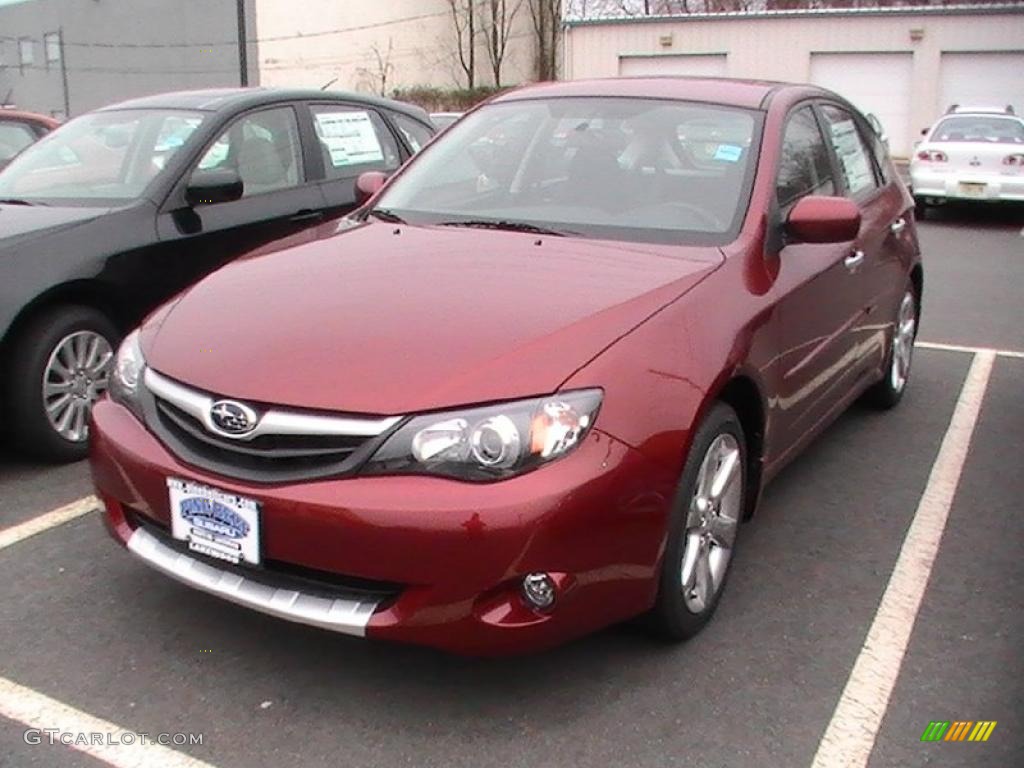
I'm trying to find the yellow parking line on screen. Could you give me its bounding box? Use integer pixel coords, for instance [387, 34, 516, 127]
[0, 674, 218, 768]
[0, 496, 99, 551]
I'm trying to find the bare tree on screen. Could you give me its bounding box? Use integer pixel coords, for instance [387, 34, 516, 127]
[527, 0, 561, 81]
[447, 0, 479, 88]
[356, 39, 395, 96]
[482, 0, 524, 87]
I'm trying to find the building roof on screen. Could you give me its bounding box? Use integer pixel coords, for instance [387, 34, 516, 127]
[495, 77, 802, 110]
[565, 1, 1024, 26]
[98, 87, 430, 121]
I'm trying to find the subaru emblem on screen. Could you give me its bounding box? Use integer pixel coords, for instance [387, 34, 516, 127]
[210, 400, 258, 435]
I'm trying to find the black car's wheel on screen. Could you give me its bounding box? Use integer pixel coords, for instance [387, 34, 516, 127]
[648, 402, 746, 641]
[865, 284, 917, 410]
[5, 305, 118, 462]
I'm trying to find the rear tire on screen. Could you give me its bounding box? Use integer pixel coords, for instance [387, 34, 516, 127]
[865, 284, 917, 410]
[647, 403, 746, 641]
[5, 305, 118, 462]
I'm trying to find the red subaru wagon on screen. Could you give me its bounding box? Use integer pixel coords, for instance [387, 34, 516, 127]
[91, 78, 922, 655]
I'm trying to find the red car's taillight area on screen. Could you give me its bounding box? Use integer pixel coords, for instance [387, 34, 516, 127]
[916, 149, 948, 162]
[1003, 153, 1024, 166]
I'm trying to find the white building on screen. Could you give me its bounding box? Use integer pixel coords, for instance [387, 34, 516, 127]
[254, 0, 538, 94]
[563, 3, 1024, 158]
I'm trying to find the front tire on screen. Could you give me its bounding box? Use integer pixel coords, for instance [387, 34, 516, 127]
[5, 305, 118, 462]
[648, 402, 746, 641]
[865, 285, 917, 409]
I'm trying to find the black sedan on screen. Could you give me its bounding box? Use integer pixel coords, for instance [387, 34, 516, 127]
[0, 88, 434, 461]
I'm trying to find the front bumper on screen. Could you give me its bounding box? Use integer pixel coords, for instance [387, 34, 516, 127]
[90, 399, 676, 655]
[910, 167, 1024, 202]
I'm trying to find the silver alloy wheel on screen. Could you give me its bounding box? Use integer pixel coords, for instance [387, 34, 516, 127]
[890, 291, 916, 393]
[680, 433, 742, 613]
[42, 330, 114, 442]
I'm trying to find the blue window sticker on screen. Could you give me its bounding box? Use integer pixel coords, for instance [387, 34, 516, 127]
[714, 144, 743, 162]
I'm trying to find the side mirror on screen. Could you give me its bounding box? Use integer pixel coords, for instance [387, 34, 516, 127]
[921, 128, 928, 136]
[355, 171, 387, 206]
[786, 196, 861, 244]
[185, 168, 243, 207]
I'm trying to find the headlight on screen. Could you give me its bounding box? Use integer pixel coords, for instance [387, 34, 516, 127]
[109, 329, 147, 414]
[363, 389, 602, 481]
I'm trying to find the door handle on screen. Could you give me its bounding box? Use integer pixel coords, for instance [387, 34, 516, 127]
[290, 210, 324, 223]
[844, 250, 865, 270]
[890, 217, 906, 235]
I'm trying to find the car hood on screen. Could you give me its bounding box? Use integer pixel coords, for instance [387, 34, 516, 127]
[144, 221, 722, 414]
[0, 203, 111, 248]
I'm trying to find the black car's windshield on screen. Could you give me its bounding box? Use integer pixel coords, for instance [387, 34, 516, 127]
[0, 109, 206, 205]
[374, 97, 759, 244]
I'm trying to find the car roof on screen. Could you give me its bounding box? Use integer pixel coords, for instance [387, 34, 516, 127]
[96, 87, 430, 122]
[491, 77, 822, 111]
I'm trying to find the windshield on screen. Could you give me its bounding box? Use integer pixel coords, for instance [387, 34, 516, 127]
[0, 109, 205, 204]
[931, 116, 1024, 144]
[375, 98, 760, 244]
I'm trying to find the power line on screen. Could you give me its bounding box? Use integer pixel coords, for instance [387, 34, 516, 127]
[0, 10, 451, 50]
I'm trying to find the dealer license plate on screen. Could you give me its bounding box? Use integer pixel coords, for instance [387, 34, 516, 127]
[168, 478, 261, 565]
[958, 182, 987, 198]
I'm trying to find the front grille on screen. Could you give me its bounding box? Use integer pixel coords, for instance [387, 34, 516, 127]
[140, 369, 402, 483]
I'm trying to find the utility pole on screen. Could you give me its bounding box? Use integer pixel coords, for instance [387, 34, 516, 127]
[236, 0, 248, 86]
[58, 27, 70, 117]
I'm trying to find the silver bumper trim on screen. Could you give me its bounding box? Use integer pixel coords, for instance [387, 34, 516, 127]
[126, 527, 379, 636]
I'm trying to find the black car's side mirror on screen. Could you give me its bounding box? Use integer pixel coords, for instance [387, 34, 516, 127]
[186, 169, 243, 207]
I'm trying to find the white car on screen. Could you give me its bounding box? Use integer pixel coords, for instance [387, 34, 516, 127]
[910, 105, 1024, 217]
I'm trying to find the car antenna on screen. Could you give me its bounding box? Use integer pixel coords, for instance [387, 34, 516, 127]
[320, 78, 338, 91]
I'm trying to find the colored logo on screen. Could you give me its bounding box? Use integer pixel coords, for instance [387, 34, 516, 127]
[179, 497, 250, 539]
[921, 721, 997, 742]
[210, 399, 257, 435]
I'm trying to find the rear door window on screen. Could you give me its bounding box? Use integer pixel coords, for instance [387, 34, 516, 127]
[309, 105, 400, 179]
[820, 105, 879, 198]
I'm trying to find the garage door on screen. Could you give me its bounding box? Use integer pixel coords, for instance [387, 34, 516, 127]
[939, 52, 1024, 117]
[619, 54, 727, 78]
[810, 52, 913, 159]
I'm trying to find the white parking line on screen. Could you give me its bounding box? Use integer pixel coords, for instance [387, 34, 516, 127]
[0, 496, 98, 551]
[916, 339, 1024, 359]
[0, 675, 218, 768]
[810, 350, 996, 768]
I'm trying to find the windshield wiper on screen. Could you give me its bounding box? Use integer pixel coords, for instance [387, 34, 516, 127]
[366, 207, 406, 224]
[436, 219, 572, 237]
[0, 198, 42, 207]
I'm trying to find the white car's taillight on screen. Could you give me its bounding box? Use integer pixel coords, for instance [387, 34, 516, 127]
[916, 149, 948, 162]
[1003, 154, 1024, 166]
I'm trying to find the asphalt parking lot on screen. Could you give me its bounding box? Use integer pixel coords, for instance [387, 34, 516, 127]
[1, 204, 1021, 768]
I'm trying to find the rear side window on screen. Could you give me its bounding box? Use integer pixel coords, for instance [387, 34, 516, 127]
[309, 105, 400, 179]
[820, 105, 878, 198]
[0, 120, 37, 161]
[391, 113, 433, 153]
[776, 106, 835, 209]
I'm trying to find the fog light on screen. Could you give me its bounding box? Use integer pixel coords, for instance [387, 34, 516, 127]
[521, 572, 556, 610]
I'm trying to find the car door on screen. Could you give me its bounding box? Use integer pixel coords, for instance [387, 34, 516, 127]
[818, 103, 909, 376]
[303, 102, 404, 220]
[771, 104, 868, 452]
[154, 104, 326, 293]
